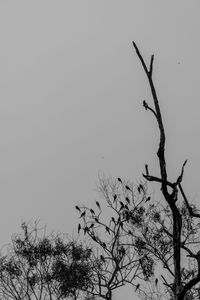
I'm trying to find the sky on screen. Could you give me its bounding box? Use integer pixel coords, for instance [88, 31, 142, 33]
[0, 1, 200, 299]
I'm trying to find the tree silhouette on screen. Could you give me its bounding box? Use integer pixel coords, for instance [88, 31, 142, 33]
[0, 222, 93, 300]
[75, 176, 155, 300]
[132, 41, 200, 300]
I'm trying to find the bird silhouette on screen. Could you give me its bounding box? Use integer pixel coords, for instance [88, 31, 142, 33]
[90, 209, 95, 214]
[105, 226, 110, 234]
[135, 284, 140, 291]
[117, 177, 122, 183]
[119, 201, 124, 210]
[125, 185, 131, 191]
[139, 184, 144, 192]
[84, 227, 89, 235]
[96, 201, 101, 209]
[100, 255, 105, 262]
[75, 205, 81, 212]
[145, 196, 151, 202]
[80, 211, 86, 218]
[102, 242, 106, 248]
[143, 100, 148, 110]
[78, 224, 81, 233]
[111, 217, 115, 224]
[155, 278, 158, 286]
[145, 164, 149, 175]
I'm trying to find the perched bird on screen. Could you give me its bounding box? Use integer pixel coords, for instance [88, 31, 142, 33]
[102, 242, 106, 248]
[105, 226, 110, 234]
[84, 227, 89, 235]
[135, 284, 140, 291]
[143, 100, 148, 110]
[75, 205, 81, 212]
[96, 201, 101, 209]
[90, 223, 94, 229]
[94, 217, 99, 223]
[125, 185, 131, 191]
[119, 246, 125, 256]
[145, 196, 151, 202]
[78, 224, 81, 234]
[100, 255, 105, 262]
[92, 236, 97, 242]
[111, 217, 116, 224]
[117, 177, 122, 183]
[125, 197, 130, 204]
[119, 201, 124, 211]
[155, 278, 158, 286]
[80, 211, 86, 218]
[145, 164, 149, 175]
[113, 194, 117, 202]
[139, 184, 144, 192]
[90, 209, 95, 215]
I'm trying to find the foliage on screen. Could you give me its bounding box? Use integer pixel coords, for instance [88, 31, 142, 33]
[131, 42, 200, 300]
[0, 222, 93, 300]
[75, 176, 155, 299]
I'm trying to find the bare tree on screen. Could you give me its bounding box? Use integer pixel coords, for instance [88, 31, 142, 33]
[75, 176, 155, 300]
[132, 41, 200, 300]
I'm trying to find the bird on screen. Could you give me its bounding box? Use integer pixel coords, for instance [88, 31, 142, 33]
[125, 197, 130, 204]
[92, 236, 97, 242]
[143, 100, 148, 110]
[102, 242, 106, 248]
[84, 227, 89, 235]
[125, 185, 131, 191]
[111, 217, 116, 224]
[145, 196, 151, 202]
[117, 177, 122, 183]
[139, 184, 144, 192]
[119, 246, 125, 256]
[80, 211, 86, 218]
[119, 201, 124, 210]
[105, 226, 110, 234]
[94, 217, 99, 223]
[100, 255, 105, 262]
[78, 224, 81, 234]
[75, 205, 81, 212]
[90, 223, 94, 229]
[145, 164, 149, 175]
[155, 278, 158, 286]
[96, 201, 101, 209]
[90, 209, 95, 215]
[135, 284, 140, 291]
[128, 230, 133, 235]
[113, 194, 117, 202]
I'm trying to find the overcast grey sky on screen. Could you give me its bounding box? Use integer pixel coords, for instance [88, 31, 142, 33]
[0, 1, 200, 299]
